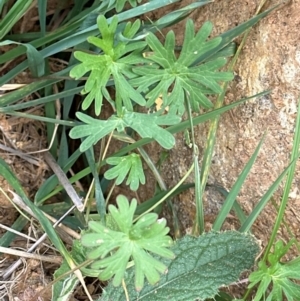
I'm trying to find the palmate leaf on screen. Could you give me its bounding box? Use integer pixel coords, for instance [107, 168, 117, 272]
[69, 112, 121, 152]
[69, 15, 146, 115]
[249, 240, 300, 301]
[105, 154, 145, 191]
[81, 195, 174, 291]
[69, 108, 180, 152]
[131, 20, 234, 115]
[123, 110, 181, 149]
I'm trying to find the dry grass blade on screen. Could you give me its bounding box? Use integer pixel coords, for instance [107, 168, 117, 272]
[2, 202, 76, 280]
[0, 143, 41, 166]
[0, 246, 62, 264]
[8, 190, 80, 240]
[43, 151, 84, 212]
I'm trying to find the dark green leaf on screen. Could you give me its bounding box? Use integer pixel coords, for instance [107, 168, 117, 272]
[100, 231, 259, 300]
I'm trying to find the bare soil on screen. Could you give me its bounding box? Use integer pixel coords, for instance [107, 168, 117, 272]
[146, 0, 300, 246]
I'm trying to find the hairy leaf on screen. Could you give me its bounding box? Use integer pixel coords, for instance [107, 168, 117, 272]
[99, 231, 259, 300]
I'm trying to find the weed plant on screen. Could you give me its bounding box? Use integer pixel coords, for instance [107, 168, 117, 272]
[0, 1, 300, 300]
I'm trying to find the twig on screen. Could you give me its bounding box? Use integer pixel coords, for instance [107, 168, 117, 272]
[0, 247, 62, 264]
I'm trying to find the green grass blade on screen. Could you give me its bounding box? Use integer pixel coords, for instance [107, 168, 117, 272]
[0, 0, 34, 39]
[0, 0, 9, 13]
[184, 91, 204, 235]
[0, 215, 28, 248]
[57, 129, 70, 168]
[0, 20, 81, 64]
[58, 82, 82, 171]
[146, 0, 211, 30]
[6, 32, 45, 41]
[263, 99, 300, 260]
[4, 111, 75, 126]
[0, 0, 181, 86]
[0, 87, 82, 112]
[37, 0, 47, 36]
[63, 0, 90, 24]
[0, 40, 45, 77]
[25, 43, 45, 77]
[84, 146, 106, 221]
[208, 184, 247, 226]
[194, 42, 236, 65]
[193, 155, 204, 235]
[200, 114, 220, 207]
[0, 2, 101, 65]
[0, 66, 75, 106]
[239, 159, 296, 233]
[0, 158, 72, 261]
[213, 133, 266, 231]
[41, 0, 181, 59]
[44, 85, 57, 154]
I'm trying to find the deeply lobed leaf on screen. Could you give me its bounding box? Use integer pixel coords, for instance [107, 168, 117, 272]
[131, 20, 233, 115]
[249, 240, 300, 301]
[81, 195, 174, 291]
[105, 153, 146, 191]
[69, 16, 146, 115]
[70, 109, 181, 152]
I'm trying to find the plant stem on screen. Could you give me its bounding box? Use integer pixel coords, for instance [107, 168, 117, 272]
[133, 162, 195, 223]
[184, 92, 204, 235]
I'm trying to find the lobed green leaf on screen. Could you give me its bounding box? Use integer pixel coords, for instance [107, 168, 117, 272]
[132, 20, 233, 115]
[69, 15, 147, 115]
[105, 154, 145, 191]
[71, 109, 181, 152]
[81, 195, 174, 291]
